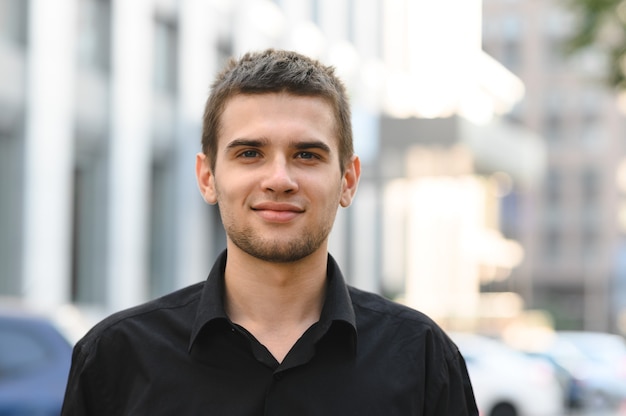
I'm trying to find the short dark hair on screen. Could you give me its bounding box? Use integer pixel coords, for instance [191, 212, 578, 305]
[201, 49, 353, 172]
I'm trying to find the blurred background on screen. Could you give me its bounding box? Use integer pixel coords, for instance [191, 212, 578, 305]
[2, 0, 626, 414]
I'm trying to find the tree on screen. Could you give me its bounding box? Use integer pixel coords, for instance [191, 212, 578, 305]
[565, 0, 626, 90]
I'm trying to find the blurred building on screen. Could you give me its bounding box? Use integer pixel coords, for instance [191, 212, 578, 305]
[1, 0, 544, 330]
[482, 0, 626, 332]
[0, 0, 386, 319]
[363, 1, 544, 329]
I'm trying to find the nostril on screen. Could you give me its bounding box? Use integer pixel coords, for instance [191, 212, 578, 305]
[261, 165, 298, 193]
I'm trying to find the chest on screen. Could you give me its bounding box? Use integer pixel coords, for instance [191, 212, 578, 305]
[126, 357, 422, 416]
[114, 329, 425, 416]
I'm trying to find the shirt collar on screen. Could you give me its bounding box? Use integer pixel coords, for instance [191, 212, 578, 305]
[188, 250, 357, 352]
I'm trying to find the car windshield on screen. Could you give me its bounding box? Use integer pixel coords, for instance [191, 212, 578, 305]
[0, 325, 51, 377]
[558, 332, 626, 365]
[452, 333, 522, 362]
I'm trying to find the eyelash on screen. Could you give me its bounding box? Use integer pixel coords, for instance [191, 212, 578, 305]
[297, 152, 319, 160]
[237, 150, 321, 160]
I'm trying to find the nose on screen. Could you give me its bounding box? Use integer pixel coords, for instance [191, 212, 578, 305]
[261, 156, 298, 194]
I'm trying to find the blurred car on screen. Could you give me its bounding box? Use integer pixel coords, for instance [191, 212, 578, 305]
[524, 350, 586, 410]
[451, 332, 564, 416]
[539, 331, 626, 411]
[0, 305, 73, 415]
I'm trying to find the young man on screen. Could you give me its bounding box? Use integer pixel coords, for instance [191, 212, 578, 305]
[62, 49, 478, 415]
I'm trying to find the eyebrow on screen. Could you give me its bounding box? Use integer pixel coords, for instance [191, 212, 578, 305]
[224, 138, 268, 151]
[224, 138, 332, 154]
[293, 140, 332, 154]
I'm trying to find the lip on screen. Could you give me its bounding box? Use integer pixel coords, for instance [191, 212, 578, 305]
[252, 202, 304, 223]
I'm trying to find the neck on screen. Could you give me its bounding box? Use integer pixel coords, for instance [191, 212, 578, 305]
[224, 247, 328, 324]
[223, 246, 328, 362]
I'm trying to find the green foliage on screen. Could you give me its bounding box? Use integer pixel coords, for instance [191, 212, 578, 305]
[564, 0, 626, 89]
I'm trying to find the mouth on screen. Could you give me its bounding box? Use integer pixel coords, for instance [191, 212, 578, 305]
[251, 202, 304, 223]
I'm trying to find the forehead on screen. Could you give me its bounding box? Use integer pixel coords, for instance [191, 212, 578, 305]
[218, 92, 338, 146]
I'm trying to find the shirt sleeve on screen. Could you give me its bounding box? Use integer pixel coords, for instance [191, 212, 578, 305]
[424, 337, 479, 416]
[61, 338, 112, 416]
[445, 352, 479, 415]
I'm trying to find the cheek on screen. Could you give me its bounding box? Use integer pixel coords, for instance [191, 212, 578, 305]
[316, 179, 344, 210]
[214, 176, 253, 209]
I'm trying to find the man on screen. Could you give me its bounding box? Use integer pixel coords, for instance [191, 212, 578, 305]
[62, 49, 478, 415]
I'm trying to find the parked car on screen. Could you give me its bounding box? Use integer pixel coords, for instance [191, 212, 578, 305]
[0, 304, 73, 415]
[539, 331, 626, 411]
[451, 332, 564, 416]
[524, 349, 587, 410]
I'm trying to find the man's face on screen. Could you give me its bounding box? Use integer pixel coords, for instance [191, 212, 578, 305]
[196, 92, 360, 263]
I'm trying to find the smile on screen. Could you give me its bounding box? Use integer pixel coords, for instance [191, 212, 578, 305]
[252, 202, 304, 223]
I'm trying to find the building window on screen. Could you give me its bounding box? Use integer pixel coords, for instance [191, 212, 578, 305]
[500, 189, 519, 239]
[580, 166, 600, 227]
[499, 15, 522, 71]
[0, 124, 24, 296]
[71, 146, 108, 305]
[0, 0, 28, 46]
[311, 0, 320, 25]
[581, 228, 598, 263]
[580, 166, 599, 202]
[149, 156, 176, 298]
[501, 39, 520, 70]
[347, 0, 355, 43]
[543, 168, 563, 230]
[153, 17, 178, 95]
[543, 37, 565, 70]
[533, 283, 584, 329]
[216, 33, 233, 70]
[502, 14, 522, 40]
[579, 112, 603, 148]
[545, 168, 562, 204]
[544, 227, 562, 261]
[543, 112, 563, 142]
[77, 0, 111, 73]
[543, 90, 566, 143]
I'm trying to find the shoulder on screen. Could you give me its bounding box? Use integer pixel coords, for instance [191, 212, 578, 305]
[75, 282, 204, 353]
[348, 285, 439, 327]
[348, 286, 458, 357]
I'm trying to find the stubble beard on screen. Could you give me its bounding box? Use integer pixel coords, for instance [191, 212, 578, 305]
[224, 221, 332, 263]
[213, 175, 341, 263]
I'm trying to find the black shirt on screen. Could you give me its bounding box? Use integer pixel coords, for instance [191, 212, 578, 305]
[62, 251, 478, 415]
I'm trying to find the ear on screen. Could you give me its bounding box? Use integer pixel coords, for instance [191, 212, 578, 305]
[339, 154, 361, 208]
[195, 153, 217, 205]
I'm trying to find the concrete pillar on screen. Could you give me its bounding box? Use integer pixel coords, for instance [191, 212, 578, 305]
[22, 0, 78, 309]
[107, 0, 153, 311]
[174, 0, 216, 288]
